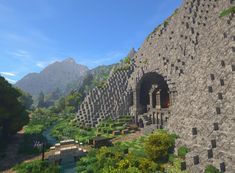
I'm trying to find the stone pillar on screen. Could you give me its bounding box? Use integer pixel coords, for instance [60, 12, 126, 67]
[132, 89, 139, 124]
[152, 112, 156, 124]
[156, 89, 161, 109]
[149, 91, 153, 109]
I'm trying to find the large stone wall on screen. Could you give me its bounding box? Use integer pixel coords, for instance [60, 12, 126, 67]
[76, 0, 234, 172]
[128, 0, 235, 172]
[76, 63, 134, 128]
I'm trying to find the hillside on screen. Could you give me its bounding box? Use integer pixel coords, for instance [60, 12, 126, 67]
[15, 58, 89, 96]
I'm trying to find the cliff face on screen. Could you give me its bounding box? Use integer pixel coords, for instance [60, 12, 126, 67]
[76, 0, 235, 172]
[15, 58, 89, 96]
[128, 0, 235, 172]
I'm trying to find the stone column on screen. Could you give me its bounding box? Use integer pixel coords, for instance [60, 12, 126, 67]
[149, 90, 153, 109]
[132, 88, 139, 124]
[156, 89, 161, 109]
[152, 112, 156, 124]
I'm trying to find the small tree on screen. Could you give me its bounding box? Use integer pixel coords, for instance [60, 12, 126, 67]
[178, 146, 189, 159]
[37, 92, 45, 108]
[144, 130, 175, 162]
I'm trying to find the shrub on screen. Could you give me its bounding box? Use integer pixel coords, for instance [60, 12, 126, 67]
[138, 158, 159, 173]
[13, 160, 60, 173]
[204, 165, 221, 173]
[220, 6, 235, 17]
[164, 21, 169, 27]
[144, 130, 175, 162]
[178, 146, 189, 158]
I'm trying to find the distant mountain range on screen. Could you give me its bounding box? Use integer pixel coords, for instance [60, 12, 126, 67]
[15, 49, 136, 98]
[15, 58, 89, 96]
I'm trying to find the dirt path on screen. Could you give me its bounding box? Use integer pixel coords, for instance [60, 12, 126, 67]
[112, 129, 144, 143]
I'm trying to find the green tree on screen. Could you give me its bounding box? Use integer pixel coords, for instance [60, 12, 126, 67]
[17, 90, 33, 109]
[64, 90, 81, 112]
[37, 92, 45, 108]
[144, 130, 175, 162]
[0, 76, 29, 137]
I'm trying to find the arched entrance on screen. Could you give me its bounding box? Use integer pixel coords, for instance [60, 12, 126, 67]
[132, 72, 173, 129]
[137, 72, 170, 115]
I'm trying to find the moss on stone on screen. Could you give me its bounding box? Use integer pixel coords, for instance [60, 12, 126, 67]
[219, 6, 235, 17]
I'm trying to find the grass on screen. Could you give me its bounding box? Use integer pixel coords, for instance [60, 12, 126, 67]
[219, 6, 235, 17]
[51, 115, 133, 144]
[76, 130, 186, 173]
[13, 160, 60, 173]
[51, 117, 96, 144]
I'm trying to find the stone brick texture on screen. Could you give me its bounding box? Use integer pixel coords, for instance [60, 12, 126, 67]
[76, 0, 235, 172]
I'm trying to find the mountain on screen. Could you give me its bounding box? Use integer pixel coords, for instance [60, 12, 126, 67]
[15, 58, 89, 96]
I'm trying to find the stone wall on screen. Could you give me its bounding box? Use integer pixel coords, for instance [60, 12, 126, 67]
[76, 0, 235, 171]
[76, 63, 134, 128]
[128, 0, 235, 172]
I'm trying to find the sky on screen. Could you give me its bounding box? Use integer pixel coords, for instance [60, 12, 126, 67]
[0, 0, 183, 83]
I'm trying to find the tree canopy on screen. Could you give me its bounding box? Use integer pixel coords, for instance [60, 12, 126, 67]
[0, 76, 29, 137]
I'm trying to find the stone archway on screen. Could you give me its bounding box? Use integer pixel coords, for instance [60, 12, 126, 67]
[137, 72, 170, 115]
[130, 72, 175, 128]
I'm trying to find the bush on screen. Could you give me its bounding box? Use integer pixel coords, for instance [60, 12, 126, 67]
[220, 6, 235, 17]
[144, 130, 175, 162]
[18, 133, 48, 155]
[204, 165, 221, 173]
[13, 160, 60, 173]
[178, 146, 189, 158]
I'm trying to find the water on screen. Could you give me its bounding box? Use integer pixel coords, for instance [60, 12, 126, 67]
[60, 163, 77, 173]
[42, 124, 77, 173]
[42, 123, 58, 145]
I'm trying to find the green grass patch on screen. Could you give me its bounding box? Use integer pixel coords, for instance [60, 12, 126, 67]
[13, 160, 60, 173]
[178, 146, 189, 158]
[204, 165, 221, 173]
[220, 6, 235, 17]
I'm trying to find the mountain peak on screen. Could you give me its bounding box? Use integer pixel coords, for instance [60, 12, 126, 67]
[15, 57, 89, 96]
[63, 57, 76, 63]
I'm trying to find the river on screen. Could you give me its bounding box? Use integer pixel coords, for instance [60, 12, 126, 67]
[42, 123, 77, 173]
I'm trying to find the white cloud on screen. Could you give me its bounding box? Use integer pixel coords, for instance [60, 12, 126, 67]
[11, 49, 30, 58]
[36, 59, 60, 68]
[36, 62, 46, 68]
[5, 77, 16, 84]
[77, 51, 125, 68]
[0, 72, 16, 76]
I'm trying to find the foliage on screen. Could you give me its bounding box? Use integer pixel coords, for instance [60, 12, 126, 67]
[17, 89, 33, 110]
[37, 92, 46, 108]
[19, 108, 57, 155]
[204, 165, 221, 173]
[96, 115, 133, 138]
[144, 130, 175, 162]
[219, 6, 235, 17]
[54, 90, 82, 113]
[18, 133, 47, 155]
[0, 76, 29, 137]
[13, 160, 60, 173]
[24, 108, 58, 133]
[123, 57, 131, 64]
[76, 131, 179, 173]
[164, 21, 169, 27]
[51, 116, 96, 144]
[178, 146, 189, 158]
[42, 88, 62, 108]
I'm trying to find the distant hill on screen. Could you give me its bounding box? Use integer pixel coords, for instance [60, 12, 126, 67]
[15, 58, 89, 96]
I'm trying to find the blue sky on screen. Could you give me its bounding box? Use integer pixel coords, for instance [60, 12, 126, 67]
[0, 0, 182, 83]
